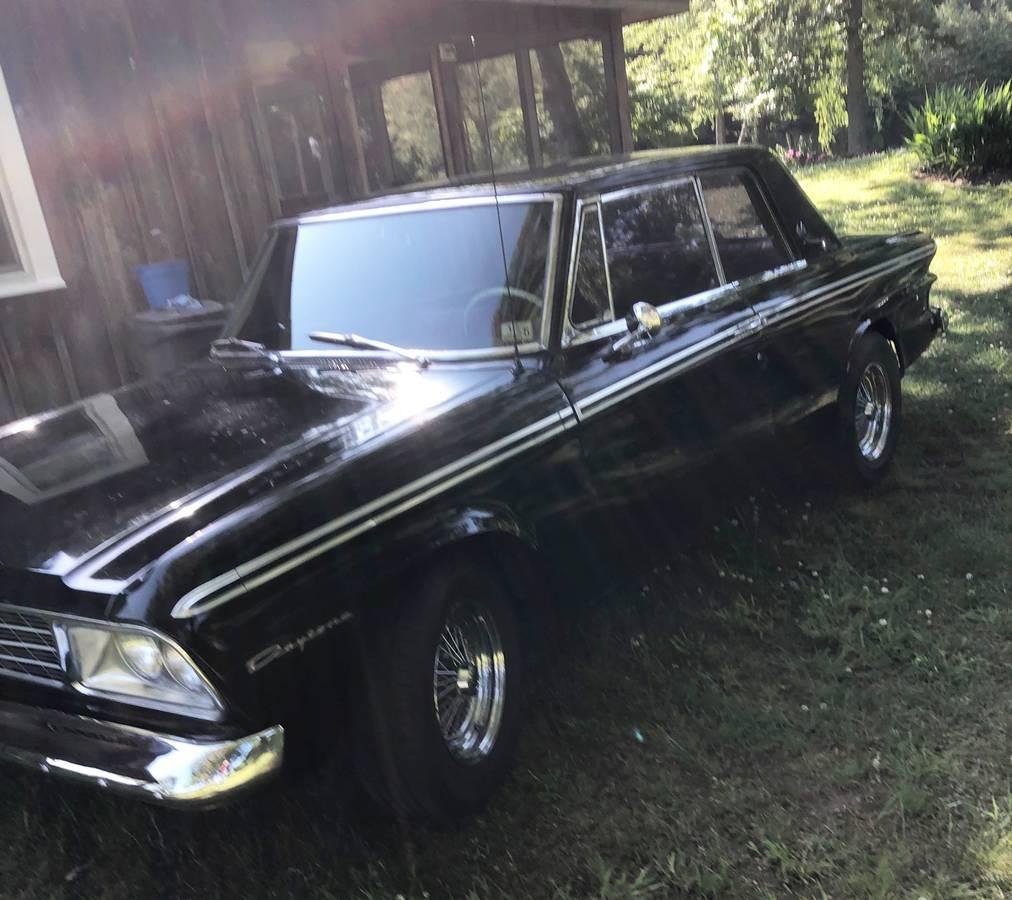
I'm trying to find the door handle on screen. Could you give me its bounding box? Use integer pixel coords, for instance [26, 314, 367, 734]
[733, 315, 764, 337]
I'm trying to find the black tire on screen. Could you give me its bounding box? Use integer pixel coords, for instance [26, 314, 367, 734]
[352, 554, 525, 820]
[835, 330, 902, 486]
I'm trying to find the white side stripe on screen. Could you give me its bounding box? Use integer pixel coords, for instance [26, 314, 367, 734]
[173, 410, 574, 618]
[173, 243, 935, 618]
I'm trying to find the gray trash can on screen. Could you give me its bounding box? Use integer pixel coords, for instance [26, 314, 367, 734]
[128, 301, 228, 379]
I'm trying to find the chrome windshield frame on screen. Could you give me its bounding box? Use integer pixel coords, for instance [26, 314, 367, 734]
[255, 192, 564, 361]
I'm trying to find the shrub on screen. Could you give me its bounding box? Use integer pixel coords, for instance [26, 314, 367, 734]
[905, 81, 1012, 178]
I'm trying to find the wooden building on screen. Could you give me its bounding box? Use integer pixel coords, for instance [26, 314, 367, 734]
[0, 0, 687, 424]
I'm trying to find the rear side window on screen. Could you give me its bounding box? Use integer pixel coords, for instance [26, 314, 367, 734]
[698, 172, 791, 282]
[601, 181, 719, 317]
[570, 205, 611, 327]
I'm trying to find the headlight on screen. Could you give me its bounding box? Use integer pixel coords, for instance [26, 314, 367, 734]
[60, 624, 221, 715]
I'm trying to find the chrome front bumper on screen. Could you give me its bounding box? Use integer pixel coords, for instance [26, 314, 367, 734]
[0, 700, 283, 808]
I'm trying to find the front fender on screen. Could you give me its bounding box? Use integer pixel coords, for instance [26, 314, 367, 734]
[370, 502, 543, 595]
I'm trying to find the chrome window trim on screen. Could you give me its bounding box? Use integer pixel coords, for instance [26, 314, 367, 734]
[562, 200, 616, 343]
[276, 191, 561, 227]
[692, 175, 727, 285]
[696, 167, 797, 282]
[598, 174, 696, 205]
[270, 192, 563, 355]
[562, 176, 725, 348]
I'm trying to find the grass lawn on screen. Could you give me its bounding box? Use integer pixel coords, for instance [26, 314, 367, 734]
[1, 151, 1010, 899]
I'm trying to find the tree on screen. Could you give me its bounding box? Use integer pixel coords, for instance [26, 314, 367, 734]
[846, 0, 868, 154]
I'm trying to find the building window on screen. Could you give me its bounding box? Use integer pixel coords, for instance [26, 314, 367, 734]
[254, 77, 340, 217]
[353, 67, 447, 192]
[0, 64, 64, 299]
[531, 39, 611, 166]
[456, 53, 528, 175]
[381, 72, 446, 187]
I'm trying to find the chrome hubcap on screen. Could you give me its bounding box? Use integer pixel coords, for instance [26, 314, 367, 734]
[433, 604, 506, 764]
[855, 361, 892, 461]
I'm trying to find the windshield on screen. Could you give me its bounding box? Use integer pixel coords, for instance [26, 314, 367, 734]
[228, 199, 556, 353]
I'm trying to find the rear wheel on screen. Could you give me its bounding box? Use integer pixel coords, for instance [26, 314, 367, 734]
[353, 555, 525, 820]
[835, 331, 903, 486]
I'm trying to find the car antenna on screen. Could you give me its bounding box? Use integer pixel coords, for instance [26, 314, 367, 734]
[470, 34, 524, 377]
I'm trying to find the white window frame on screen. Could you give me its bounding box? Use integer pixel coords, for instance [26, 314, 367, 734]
[0, 63, 64, 300]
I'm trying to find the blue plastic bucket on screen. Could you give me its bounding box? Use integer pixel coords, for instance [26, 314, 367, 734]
[135, 260, 190, 310]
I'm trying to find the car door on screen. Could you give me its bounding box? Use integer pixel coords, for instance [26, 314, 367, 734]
[554, 175, 770, 494]
[706, 159, 856, 428]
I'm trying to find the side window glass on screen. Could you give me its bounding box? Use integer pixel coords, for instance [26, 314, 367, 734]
[570, 205, 611, 327]
[699, 172, 791, 282]
[601, 182, 719, 317]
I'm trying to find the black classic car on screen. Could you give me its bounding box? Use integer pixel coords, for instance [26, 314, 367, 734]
[0, 146, 945, 818]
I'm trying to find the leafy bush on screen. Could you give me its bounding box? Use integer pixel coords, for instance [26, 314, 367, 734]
[905, 81, 1012, 178]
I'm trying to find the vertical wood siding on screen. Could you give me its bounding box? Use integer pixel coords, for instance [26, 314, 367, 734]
[0, 0, 641, 425]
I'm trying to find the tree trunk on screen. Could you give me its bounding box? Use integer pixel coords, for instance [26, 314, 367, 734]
[535, 46, 589, 158]
[846, 0, 868, 156]
[715, 110, 726, 144]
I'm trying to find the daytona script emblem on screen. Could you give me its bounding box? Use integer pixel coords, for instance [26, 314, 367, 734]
[245, 612, 353, 674]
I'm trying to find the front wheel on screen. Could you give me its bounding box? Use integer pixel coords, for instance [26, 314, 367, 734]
[835, 331, 903, 486]
[353, 555, 525, 820]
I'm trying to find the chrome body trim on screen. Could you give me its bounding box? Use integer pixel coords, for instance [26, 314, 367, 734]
[171, 241, 935, 619]
[0, 699, 283, 809]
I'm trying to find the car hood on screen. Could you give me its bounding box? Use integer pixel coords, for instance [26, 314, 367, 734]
[0, 358, 499, 580]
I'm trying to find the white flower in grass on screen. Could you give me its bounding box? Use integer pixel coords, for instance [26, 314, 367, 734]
[800, 704, 809, 712]
[881, 586, 890, 594]
[878, 618, 888, 626]
[965, 572, 974, 581]
[917, 573, 925, 580]
[925, 609, 933, 618]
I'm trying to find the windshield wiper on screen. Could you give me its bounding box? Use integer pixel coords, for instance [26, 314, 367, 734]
[308, 332, 430, 368]
[210, 337, 281, 364]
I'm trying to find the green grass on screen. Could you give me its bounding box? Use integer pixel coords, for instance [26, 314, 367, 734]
[2, 151, 1010, 899]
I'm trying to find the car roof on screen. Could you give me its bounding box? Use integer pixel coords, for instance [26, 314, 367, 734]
[279, 145, 773, 226]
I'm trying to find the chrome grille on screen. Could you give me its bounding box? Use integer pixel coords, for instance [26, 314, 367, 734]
[0, 607, 64, 683]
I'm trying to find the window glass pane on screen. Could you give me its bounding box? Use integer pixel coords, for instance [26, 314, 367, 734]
[531, 40, 611, 166]
[457, 54, 528, 174]
[602, 182, 719, 317]
[381, 72, 445, 186]
[0, 201, 19, 271]
[699, 172, 791, 282]
[571, 206, 610, 326]
[234, 202, 553, 352]
[255, 79, 337, 215]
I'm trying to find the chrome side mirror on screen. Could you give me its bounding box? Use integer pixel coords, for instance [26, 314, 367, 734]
[796, 221, 828, 255]
[627, 301, 662, 337]
[608, 301, 662, 359]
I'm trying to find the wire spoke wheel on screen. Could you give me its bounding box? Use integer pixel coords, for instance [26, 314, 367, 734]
[433, 602, 506, 764]
[854, 361, 893, 462]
